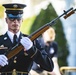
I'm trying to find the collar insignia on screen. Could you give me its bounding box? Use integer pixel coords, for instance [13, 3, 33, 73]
[13, 4, 18, 8]
[0, 45, 8, 49]
[4, 37, 7, 40]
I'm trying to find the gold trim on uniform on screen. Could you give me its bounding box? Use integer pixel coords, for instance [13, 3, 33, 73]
[12, 69, 17, 75]
[13, 57, 17, 63]
[24, 52, 28, 56]
[0, 69, 28, 75]
[6, 8, 23, 10]
[31, 49, 37, 58]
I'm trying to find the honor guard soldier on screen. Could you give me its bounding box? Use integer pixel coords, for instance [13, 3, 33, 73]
[0, 3, 54, 75]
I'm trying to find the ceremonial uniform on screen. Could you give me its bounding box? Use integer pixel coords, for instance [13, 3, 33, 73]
[0, 3, 54, 75]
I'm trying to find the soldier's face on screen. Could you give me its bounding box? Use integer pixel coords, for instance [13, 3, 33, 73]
[6, 17, 23, 33]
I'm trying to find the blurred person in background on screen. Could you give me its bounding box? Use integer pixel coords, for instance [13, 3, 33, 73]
[30, 27, 61, 75]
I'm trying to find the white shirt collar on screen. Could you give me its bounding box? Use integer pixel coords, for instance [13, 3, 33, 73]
[7, 31, 20, 43]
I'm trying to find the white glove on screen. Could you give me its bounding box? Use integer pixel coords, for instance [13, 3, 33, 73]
[0, 55, 8, 67]
[20, 37, 33, 50]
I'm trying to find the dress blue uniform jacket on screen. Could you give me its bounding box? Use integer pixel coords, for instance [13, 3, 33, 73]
[0, 32, 54, 73]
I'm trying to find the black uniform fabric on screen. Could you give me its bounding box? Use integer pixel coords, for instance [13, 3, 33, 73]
[36, 38, 58, 58]
[0, 32, 54, 73]
[31, 37, 58, 73]
[2, 3, 26, 19]
[2, 3, 26, 14]
[13, 34, 18, 46]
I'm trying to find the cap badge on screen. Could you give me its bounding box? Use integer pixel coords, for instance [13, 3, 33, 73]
[13, 4, 18, 8]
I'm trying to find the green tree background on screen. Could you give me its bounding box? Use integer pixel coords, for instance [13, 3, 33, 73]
[30, 3, 69, 67]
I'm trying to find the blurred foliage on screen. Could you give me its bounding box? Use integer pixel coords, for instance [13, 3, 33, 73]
[30, 3, 69, 67]
[20, 16, 36, 34]
[0, 5, 4, 18]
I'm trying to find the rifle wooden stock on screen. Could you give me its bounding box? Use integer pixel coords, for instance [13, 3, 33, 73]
[6, 25, 50, 60]
[0, 24, 50, 69]
[28, 25, 50, 40]
[6, 45, 23, 59]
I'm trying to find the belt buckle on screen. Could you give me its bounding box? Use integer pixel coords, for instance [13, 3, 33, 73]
[0, 69, 28, 75]
[12, 69, 17, 75]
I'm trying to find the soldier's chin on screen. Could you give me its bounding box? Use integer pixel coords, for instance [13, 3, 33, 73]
[12, 27, 18, 30]
[12, 27, 18, 31]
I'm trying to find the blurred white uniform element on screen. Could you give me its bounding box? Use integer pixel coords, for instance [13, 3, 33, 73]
[0, 55, 8, 67]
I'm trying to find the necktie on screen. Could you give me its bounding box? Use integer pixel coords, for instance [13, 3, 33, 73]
[13, 34, 18, 46]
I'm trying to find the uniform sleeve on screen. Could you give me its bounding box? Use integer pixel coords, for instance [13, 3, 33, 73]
[26, 39, 54, 72]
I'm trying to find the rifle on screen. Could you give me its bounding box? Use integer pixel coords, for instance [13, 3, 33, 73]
[5, 7, 76, 60]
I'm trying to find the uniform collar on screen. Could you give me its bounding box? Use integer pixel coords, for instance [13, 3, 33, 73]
[7, 30, 20, 43]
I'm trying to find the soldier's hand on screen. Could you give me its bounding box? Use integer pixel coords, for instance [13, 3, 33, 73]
[0, 55, 8, 67]
[20, 37, 33, 51]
